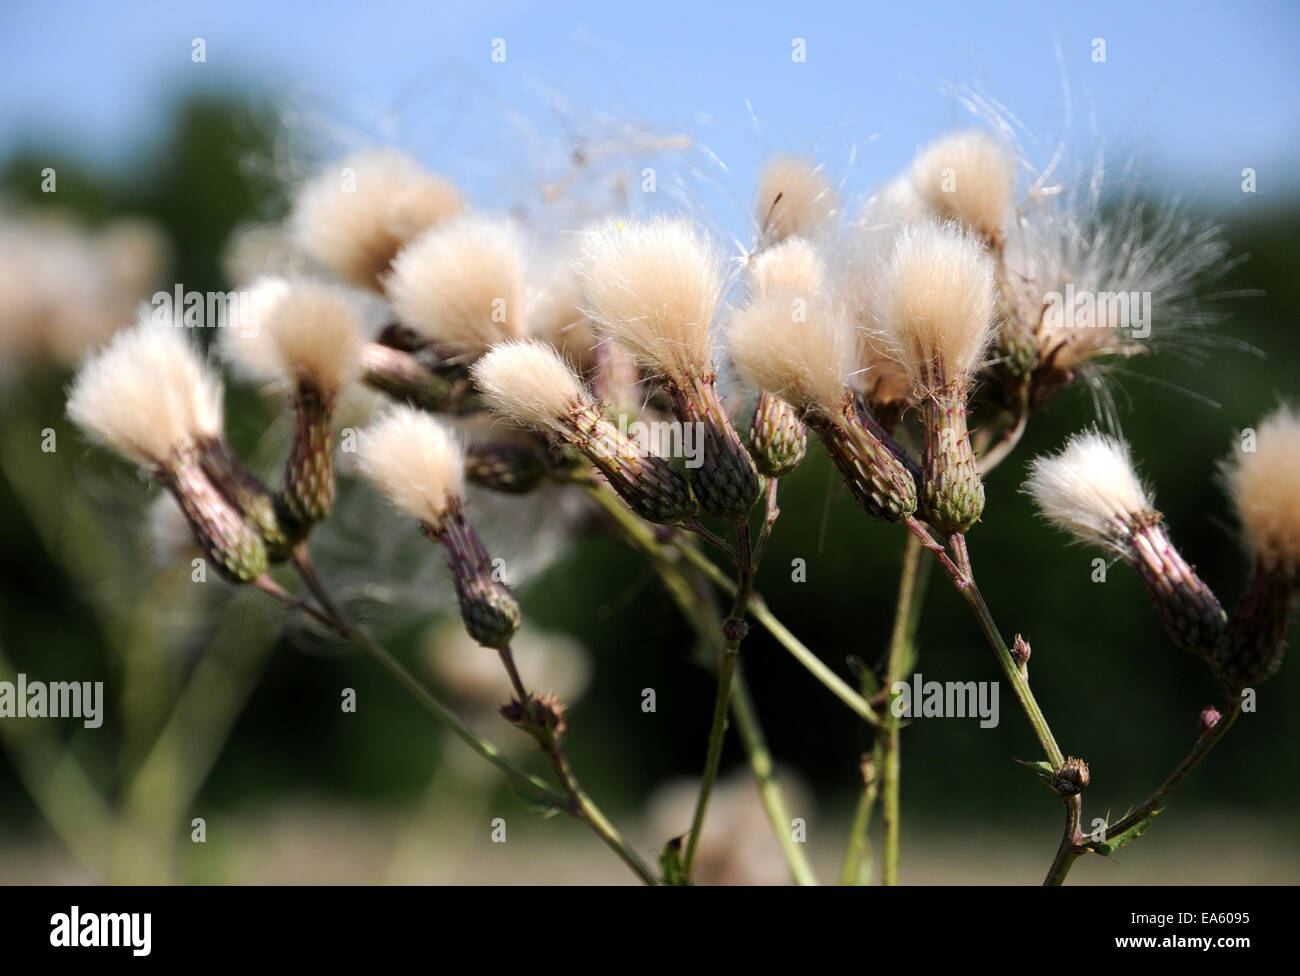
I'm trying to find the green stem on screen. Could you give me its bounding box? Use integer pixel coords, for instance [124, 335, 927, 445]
[581, 479, 879, 725]
[264, 561, 567, 810]
[881, 531, 928, 885]
[910, 521, 1065, 768]
[840, 744, 881, 885]
[683, 523, 754, 878]
[730, 670, 818, 885]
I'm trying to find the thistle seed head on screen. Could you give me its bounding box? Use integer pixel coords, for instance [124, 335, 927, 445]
[385, 215, 527, 360]
[727, 290, 856, 421]
[1222, 404, 1300, 582]
[909, 130, 1014, 243]
[754, 155, 838, 247]
[882, 219, 997, 393]
[67, 317, 224, 469]
[164, 449, 269, 584]
[576, 216, 722, 386]
[223, 278, 365, 399]
[1024, 430, 1154, 552]
[289, 148, 464, 290]
[355, 406, 466, 535]
[748, 236, 826, 298]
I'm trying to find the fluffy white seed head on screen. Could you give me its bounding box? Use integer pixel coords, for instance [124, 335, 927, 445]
[882, 220, 996, 390]
[748, 237, 826, 298]
[576, 216, 722, 382]
[1024, 431, 1154, 551]
[221, 277, 364, 396]
[754, 156, 838, 246]
[356, 406, 466, 527]
[528, 263, 597, 374]
[264, 280, 365, 395]
[471, 339, 590, 432]
[727, 291, 854, 417]
[289, 149, 464, 290]
[67, 317, 223, 467]
[909, 130, 1014, 240]
[1223, 405, 1300, 576]
[385, 215, 527, 360]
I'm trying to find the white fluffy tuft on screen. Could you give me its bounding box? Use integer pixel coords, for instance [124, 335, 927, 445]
[754, 156, 838, 246]
[1024, 430, 1153, 550]
[67, 317, 223, 466]
[882, 219, 996, 389]
[909, 130, 1014, 240]
[727, 291, 854, 417]
[356, 406, 465, 526]
[289, 149, 463, 290]
[221, 278, 364, 395]
[471, 339, 590, 431]
[748, 237, 826, 298]
[1224, 405, 1300, 575]
[576, 216, 722, 382]
[385, 215, 527, 360]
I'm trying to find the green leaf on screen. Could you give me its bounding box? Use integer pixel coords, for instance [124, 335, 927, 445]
[1092, 810, 1160, 856]
[660, 838, 688, 885]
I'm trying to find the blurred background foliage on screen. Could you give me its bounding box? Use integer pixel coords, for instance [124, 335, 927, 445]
[0, 89, 1297, 884]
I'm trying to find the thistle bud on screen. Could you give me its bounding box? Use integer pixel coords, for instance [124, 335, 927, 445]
[1054, 757, 1090, 796]
[1212, 561, 1293, 689]
[465, 441, 549, 494]
[748, 392, 807, 478]
[199, 439, 295, 561]
[163, 450, 270, 583]
[1011, 634, 1031, 676]
[359, 341, 467, 413]
[430, 505, 521, 651]
[472, 340, 695, 525]
[811, 399, 918, 523]
[1127, 515, 1228, 661]
[667, 373, 761, 521]
[1198, 706, 1222, 736]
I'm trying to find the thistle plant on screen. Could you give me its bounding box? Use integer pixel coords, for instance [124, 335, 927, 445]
[52, 107, 1296, 888]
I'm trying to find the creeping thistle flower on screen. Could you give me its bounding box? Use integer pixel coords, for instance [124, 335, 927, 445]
[356, 407, 520, 650]
[224, 279, 365, 532]
[289, 149, 464, 291]
[882, 220, 996, 534]
[909, 130, 1015, 245]
[67, 320, 268, 583]
[753, 155, 838, 247]
[385, 215, 527, 362]
[1215, 406, 1300, 687]
[472, 339, 695, 525]
[578, 217, 759, 520]
[728, 292, 916, 522]
[1025, 431, 1227, 662]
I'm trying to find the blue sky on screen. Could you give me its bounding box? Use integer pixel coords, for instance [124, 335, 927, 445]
[3, 0, 1298, 234]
